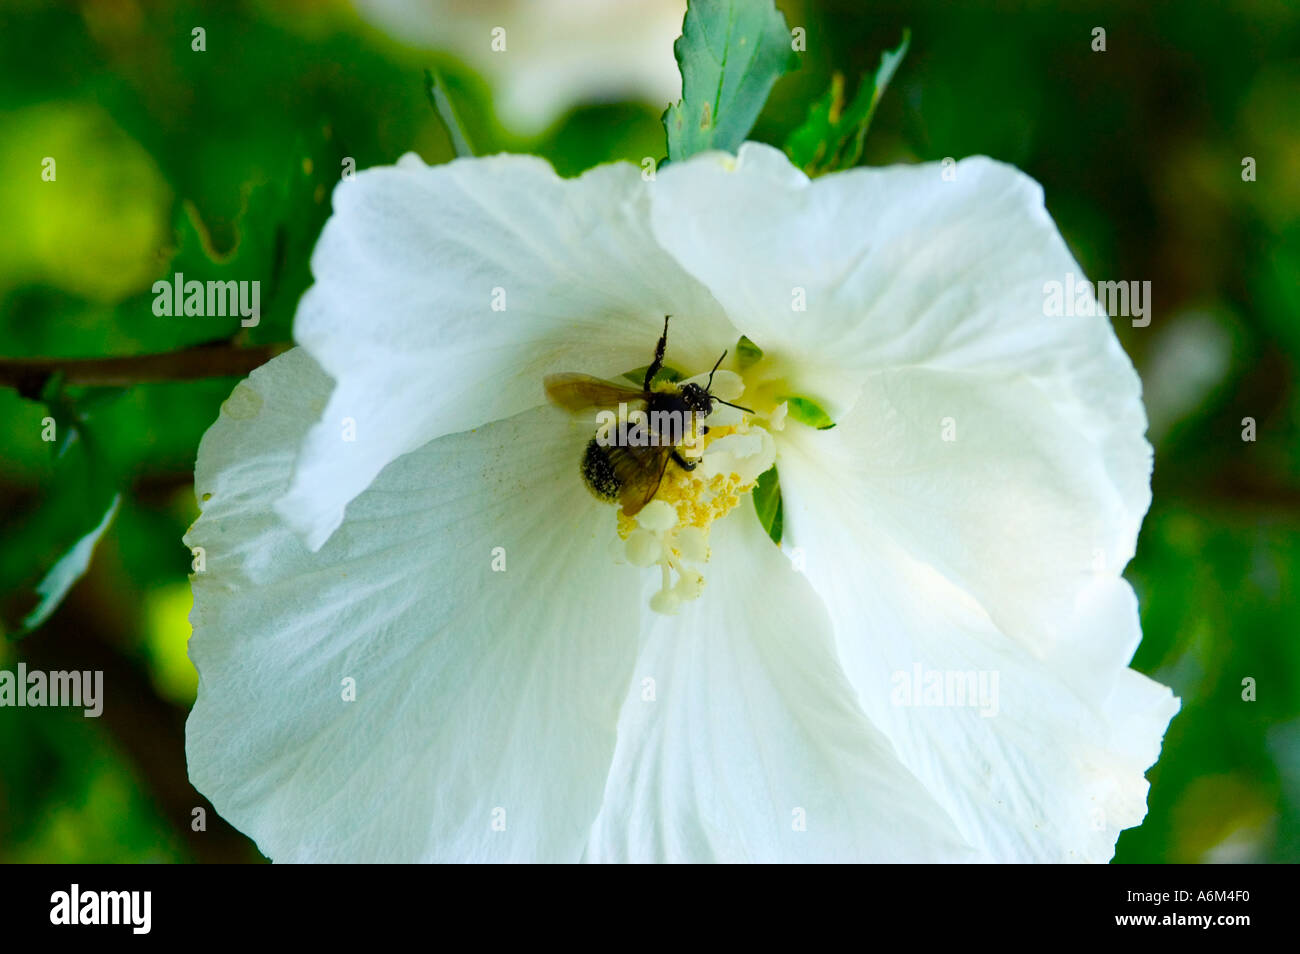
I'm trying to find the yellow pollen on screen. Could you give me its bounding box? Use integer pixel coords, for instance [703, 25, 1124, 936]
[615, 410, 775, 615]
[617, 423, 756, 541]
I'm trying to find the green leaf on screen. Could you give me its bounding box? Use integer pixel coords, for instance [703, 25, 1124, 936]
[20, 494, 121, 633]
[1, 393, 121, 638]
[785, 29, 910, 176]
[780, 395, 836, 429]
[425, 67, 475, 158]
[735, 335, 764, 369]
[752, 465, 784, 545]
[663, 0, 800, 161]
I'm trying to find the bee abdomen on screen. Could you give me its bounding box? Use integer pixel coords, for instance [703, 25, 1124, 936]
[581, 438, 621, 503]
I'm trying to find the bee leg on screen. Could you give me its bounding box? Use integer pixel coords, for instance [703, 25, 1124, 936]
[644, 314, 671, 390]
[671, 450, 698, 471]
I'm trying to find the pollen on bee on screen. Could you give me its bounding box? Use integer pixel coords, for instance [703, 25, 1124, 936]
[580, 438, 621, 503]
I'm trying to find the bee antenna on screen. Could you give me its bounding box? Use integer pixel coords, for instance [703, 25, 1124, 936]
[706, 349, 727, 390]
[715, 398, 754, 414]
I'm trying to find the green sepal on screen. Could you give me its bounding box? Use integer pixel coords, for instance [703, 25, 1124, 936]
[752, 465, 784, 545]
[622, 365, 683, 388]
[735, 335, 764, 369]
[780, 395, 836, 430]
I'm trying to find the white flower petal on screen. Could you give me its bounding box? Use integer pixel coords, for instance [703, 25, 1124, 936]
[583, 508, 977, 862]
[187, 349, 644, 862]
[776, 367, 1179, 860]
[282, 153, 733, 549]
[703, 402, 743, 428]
[651, 144, 1152, 536]
[783, 368, 1142, 676]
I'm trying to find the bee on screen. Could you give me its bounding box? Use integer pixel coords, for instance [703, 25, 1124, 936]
[544, 316, 752, 516]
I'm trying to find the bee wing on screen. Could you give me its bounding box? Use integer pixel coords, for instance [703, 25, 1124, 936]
[544, 373, 645, 412]
[604, 444, 672, 517]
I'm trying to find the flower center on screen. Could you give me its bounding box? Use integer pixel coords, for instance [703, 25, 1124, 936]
[615, 369, 782, 614]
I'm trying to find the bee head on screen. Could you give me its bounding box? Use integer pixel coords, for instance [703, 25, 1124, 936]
[677, 382, 714, 415]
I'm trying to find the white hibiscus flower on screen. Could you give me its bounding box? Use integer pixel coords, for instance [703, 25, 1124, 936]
[185, 142, 1179, 862]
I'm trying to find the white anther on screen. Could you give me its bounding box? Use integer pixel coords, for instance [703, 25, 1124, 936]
[637, 499, 678, 532]
[625, 529, 663, 567]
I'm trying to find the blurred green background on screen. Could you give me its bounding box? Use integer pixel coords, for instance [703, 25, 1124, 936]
[0, 0, 1296, 863]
